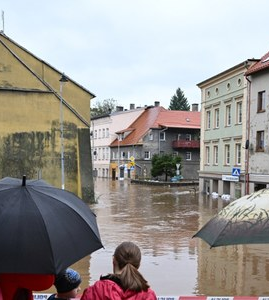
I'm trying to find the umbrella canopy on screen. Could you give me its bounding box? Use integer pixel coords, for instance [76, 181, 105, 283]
[0, 176, 103, 274]
[193, 188, 269, 248]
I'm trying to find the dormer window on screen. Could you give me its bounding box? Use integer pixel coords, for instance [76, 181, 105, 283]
[118, 133, 124, 141]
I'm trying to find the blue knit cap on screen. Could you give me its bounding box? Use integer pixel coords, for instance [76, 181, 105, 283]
[54, 268, 81, 293]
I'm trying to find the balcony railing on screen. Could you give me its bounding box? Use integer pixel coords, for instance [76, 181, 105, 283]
[172, 140, 200, 149]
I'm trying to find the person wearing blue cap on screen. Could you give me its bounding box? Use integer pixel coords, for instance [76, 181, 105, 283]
[48, 268, 81, 300]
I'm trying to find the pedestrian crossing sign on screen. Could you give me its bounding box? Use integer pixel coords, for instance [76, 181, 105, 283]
[232, 168, 240, 177]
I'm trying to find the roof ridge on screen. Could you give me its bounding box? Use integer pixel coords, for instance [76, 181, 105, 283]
[0, 33, 90, 127]
[0, 32, 95, 97]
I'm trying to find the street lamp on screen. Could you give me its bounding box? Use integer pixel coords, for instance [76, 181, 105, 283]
[59, 73, 68, 189]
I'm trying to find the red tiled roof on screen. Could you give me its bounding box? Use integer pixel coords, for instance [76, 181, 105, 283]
[110, 106, 201, 147]
[152, 110, 200, 129]
[245, 51, 269, 76]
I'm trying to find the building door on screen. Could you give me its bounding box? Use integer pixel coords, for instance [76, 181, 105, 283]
[119, 166, 124, 180]
[112, 168, 116, 180]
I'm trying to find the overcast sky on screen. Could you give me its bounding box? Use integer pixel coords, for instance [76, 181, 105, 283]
[1, 0, 269, 110]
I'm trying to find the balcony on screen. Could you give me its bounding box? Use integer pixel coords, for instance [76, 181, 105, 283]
[172, 140, 200, 149]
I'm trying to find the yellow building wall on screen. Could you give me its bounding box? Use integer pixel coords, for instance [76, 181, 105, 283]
[0, 33, 94, 123]
[0, 33, 95, 202]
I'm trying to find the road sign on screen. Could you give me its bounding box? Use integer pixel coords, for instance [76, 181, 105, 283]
[222, 175, 239, 182]
[232, 168, 241, 177]
[130, 156, 135, 161]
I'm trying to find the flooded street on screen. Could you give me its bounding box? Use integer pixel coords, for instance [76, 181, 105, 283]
[89, 179, 199, 296]
[46, 178, 269, 296]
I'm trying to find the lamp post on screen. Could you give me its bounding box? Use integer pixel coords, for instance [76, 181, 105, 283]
[59, 73, 68, 189]
[118, 134, 120, 170]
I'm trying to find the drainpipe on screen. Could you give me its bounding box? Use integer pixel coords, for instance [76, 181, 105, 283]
[245, 76, 251, 195]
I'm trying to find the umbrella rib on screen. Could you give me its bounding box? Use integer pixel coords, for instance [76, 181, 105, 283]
[209, 219, 233, 248]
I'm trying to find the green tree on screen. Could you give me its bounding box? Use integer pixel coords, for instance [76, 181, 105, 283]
[91, 98, 117, 117]
[168, 87, 190, 111]
[151, 154, 181, 181]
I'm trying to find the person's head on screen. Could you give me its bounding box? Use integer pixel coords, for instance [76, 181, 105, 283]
[54, 268, 81, 298]
[113, 241, 149, 292]
[113, 241, 141, 272]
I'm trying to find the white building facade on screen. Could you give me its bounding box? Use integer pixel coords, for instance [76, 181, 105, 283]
[90, 105, 145, 178]
[245, 53, 269, 193]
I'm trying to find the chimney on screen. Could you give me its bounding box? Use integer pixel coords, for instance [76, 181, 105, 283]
[130, 103, 135, 110]
[154, 101, 160, 107]
[192, 103, 199, 111]
[116, 106, 124, 112]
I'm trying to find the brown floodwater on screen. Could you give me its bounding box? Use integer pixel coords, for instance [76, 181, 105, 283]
[44, 178, 269, 297]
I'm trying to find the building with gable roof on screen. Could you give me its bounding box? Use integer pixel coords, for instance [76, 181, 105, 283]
[245, 51, 269, 193]
[90, 104, 146, 178]
[0, 32, 95, 201]
[110, 103, 200, 180]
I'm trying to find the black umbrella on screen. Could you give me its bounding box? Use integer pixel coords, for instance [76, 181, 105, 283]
[0, 176, 103, 274]
[193, 188, 269, 247]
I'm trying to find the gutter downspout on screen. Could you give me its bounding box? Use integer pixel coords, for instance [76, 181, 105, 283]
[245, 76, 251, 195]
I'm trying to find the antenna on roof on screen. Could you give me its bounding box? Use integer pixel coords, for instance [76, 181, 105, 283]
[1, 10, 4, 33]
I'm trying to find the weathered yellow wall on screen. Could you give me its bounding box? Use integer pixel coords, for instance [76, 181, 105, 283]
[0, 33, 95, 201]
[0, 34, 94, 122]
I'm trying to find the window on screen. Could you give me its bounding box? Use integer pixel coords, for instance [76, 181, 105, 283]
[160, 132, 166, 141]
[214, 108, 219, 128]
[256, 131, 265, 151]
[235, 143, 241, 165]
[106, 147, 109, 160]
[102, 147, 105, 160]
[205, 146, 210, 165]
[206, 110, 211, 129]
[224, 144, 230, 165]
[236, 101, 242, 124]
[106, 128, 109, 138]
[144, 151, 151, 160]
[98, 129, 101, 138]
[93, 148, 97, 160]
[186, 152, 192, 160]
[149, 132, 153, 141]
[225, 105, 231, 126]
[120, 151, 126, 159]
[94, 130, 97, 139]
[257, 91, 265, 112]
[102, 129, 105, 138]
[186, 134, 191, 141]
[213, 145, 218, 165]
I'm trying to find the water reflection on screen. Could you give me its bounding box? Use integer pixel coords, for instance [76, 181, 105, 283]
[89, 179, 199, 296]
[43, 178, 269, 296]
